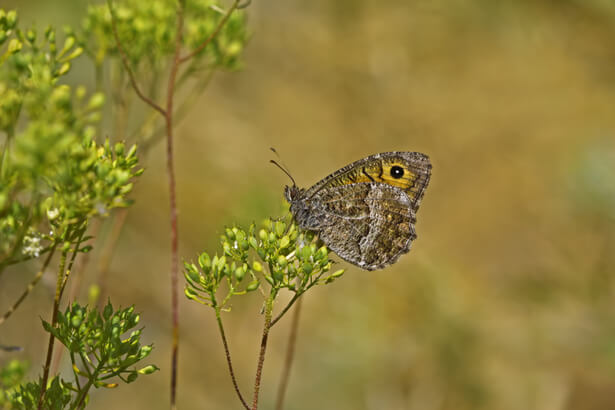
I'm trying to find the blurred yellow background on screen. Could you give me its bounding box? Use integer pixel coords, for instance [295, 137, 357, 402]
[2, 1, 615, 409]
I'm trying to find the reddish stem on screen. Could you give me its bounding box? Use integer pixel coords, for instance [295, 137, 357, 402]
[274, 297, 303, 410]
[166, 2, 185, 407]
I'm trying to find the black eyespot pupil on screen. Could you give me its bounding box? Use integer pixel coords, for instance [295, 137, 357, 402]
[390, 166, 404, 179]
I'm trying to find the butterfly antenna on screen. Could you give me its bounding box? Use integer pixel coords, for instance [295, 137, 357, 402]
[270, 147, 297, 186]
[270, 159, 297, 186]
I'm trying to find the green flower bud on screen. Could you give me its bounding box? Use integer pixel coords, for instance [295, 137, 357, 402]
[275, 221, 286, 237]
[57, 61, 71, 76]
[198, 253, 211, 272]
[316, 246, 328, 260]
[273, 270, 284, 282]
[225, 228, 235, 240]
[6, 10, 17, 29]
[7, 38, 21, 54]
[184, 287, 198, 300]
[257, 248, 266, 260]
[279, 235, 290, 249]
[259, 229, 267, 241]
[88, 92, 105, 110]
[246, 280, 260, 291]
[223, 242, 231, 255]
[300, 245, 312, 260]
[234, 267, 245, 281]
[138, 365, 159, 375]
[25, 29, 35, 44]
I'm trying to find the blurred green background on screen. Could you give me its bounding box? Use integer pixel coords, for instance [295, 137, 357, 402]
[2, 0, 615, 409]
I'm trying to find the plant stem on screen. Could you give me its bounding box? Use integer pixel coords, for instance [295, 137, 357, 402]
[215, 308, 250, 410]
[0, 128, 12, 178]
[274, 297, 303, 410]
[37, 249, 68, 410]
[95, 210, 128, 307]
[178, 0, 243, 63]
[166, 2, 185, 408]
[107, 1, 251, 407]
[270, 292, 302, 328]
[38, 226, 86, 409]
[0, 243, 57, 326]
[107, 0, 166, 116]
[72, 358, 104, 410]
[251, 291, 276, 410]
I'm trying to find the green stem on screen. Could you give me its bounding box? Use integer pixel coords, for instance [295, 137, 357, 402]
[38, 225, 86, 409]
[0, 128, 12, 178]
[37, 248, 69, 410]
[72, 358, 104, 410]
[70, 352, 82, 391]
[0, 245, 54, 270]
[274, 297, 303, 410]
[215, 307, 250, 410]
[0, 243, 57, 326]
[270, 292, 302, 328]
[251, 289, 276, 410]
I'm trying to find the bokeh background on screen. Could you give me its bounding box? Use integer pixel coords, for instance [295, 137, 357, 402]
[2, 0, 615, 409]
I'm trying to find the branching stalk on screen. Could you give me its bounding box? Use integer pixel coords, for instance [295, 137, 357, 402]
[165, 1, 186, 407]
[38, 227, 86, 409]
[0, 242, 57, 326]
[274, 297, 303, 410]
[37, 249, 68, 410]
[178, 0, 242, 63]
[107, 0, 250, 407]
[251, 290, 276, 410]
[107, 0, 166, 116]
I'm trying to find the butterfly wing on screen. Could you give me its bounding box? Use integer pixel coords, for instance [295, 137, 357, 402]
[300, 182, 417, 271]
[304, 152, 431, 213]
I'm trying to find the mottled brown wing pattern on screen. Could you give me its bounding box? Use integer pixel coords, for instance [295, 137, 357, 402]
[304, 151, 431, 213]
[285, 151, 431, 270]
[301, 183, 416, 271]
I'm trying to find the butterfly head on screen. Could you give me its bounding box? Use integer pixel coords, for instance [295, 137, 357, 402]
[271, 153, 300, 203]
[284, 185, 302, 203]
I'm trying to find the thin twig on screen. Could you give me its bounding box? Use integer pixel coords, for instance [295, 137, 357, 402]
[51, 220, 101, 375]
[274, 297, 303, 410]
[95, 209, 128, 307]
[37, 248, 68, 410]
[166, 1, 186, 408]
[215, 309, 250, 410]
[252, 291, 276, 410]
[178, 0, 243, 64]
[38, 227, 86, 409]
[0, 245, 54, 270]
[270, 292, 302, 328]
[0, 243, 57, 326]
[106, 0, 166, 116]
[138, 68, 217, 152]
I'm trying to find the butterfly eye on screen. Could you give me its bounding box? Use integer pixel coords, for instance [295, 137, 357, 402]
[390, 165, 404, 179]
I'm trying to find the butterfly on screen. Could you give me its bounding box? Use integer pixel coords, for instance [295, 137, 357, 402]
[279, 151, 431, 271]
